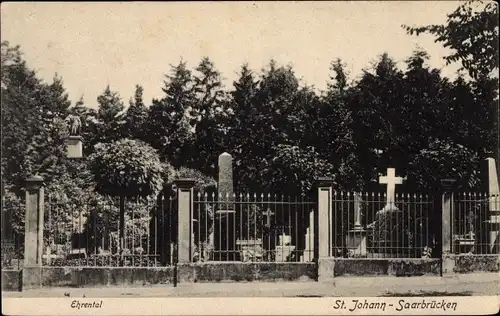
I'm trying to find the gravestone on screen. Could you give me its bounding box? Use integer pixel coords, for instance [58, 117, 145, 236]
[214, 153, 237, 261]
[300, 210, 315, 262]
[373, 168, 404, 258]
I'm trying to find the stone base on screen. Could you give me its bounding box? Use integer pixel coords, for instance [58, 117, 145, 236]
[275, 245, 295, 262]
[317, 257, 335, 282]
[1, 269, 22, 291]
[22, 266, 43, 290]
[66, 136, 83, 159]
[346, 229, 367, 257]
[318, 258, 440, 278]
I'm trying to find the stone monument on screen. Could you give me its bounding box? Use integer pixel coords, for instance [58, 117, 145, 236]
[214, 152, 237, 261]
[65, 114, 83, 159]
[373, 168, 404, 258]
[300, 210, 315, 262]
[346, 193, 367, 257]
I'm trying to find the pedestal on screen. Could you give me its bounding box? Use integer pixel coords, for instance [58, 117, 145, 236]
[275, 245, 295, 262]
[214, 210, 237, 261]
[346, 227, 367, 257]
[66, 135, 83, 159]
[372, 204, 402, 257]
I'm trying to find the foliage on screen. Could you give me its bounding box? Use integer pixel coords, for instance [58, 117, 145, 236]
[94, 86, 126, 144]
[408, 138, 481, 190]
[1, 41, 72, 194]
[403, 0, 499, 80]
[188, 57, 226, 176]
[172, 166, 217, 192]
[122, 85, 149, 141]
[147, 61, 194, 167]
[89, 138, 164, 198]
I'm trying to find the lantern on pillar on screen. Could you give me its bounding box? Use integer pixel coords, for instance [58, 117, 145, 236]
[65, 114, 83, 159]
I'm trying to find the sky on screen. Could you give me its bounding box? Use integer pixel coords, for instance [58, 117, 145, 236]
[1, 1, 463, 109]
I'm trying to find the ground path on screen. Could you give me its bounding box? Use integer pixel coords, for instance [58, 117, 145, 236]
[3, 273, 499, 298]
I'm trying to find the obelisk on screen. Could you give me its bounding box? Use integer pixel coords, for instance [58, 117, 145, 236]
[214, 152, 237, 261]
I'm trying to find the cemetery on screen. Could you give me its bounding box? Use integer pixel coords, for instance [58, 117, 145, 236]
[2, 145, 499, 290]
[1, 1, 498, 293]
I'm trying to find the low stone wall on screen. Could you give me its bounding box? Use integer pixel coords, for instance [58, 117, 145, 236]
[15, 262, 316, 290]
[1, 270, 22, 291]
[444, 254, 500, 273]
[319, 258, 441, 279]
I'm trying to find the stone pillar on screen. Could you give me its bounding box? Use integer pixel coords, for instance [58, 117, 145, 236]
[23, 176, 45, 289]
[174, 179, 195, 263]
[441, 178, 456, 274]
[316, 178, 334, 282]
[215, 152, 237, 261]
[317, 178, 334, 258]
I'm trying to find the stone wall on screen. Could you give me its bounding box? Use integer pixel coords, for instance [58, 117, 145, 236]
[444, 254, 500, 273]
[3, 263, 315, 290]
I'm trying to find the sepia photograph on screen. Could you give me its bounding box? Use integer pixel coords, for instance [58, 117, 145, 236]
[1, 1, 499, 315]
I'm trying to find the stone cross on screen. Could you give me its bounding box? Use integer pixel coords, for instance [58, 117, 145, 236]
[263, 208, 274, 228]
[379, 168, 403, 207]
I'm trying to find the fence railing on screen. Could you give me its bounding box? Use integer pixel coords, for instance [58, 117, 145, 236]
[1, 201, 23, 270]
[452, 193, 500, 255]
[5, 185, 499, 270]
[42, 194, 176, 267]
[331, 192, 437, 259]
[193, 193, 316, 263]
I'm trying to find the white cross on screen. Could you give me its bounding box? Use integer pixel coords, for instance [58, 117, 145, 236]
[379, 168, 403, 206]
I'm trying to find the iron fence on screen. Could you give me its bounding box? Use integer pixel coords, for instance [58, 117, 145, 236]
[452, 193, 500, 255]
[42, 193, 176, 267]
[1, 199, 23, 270]
[331, 192, 437, 259]
[193, 192, 317, 262]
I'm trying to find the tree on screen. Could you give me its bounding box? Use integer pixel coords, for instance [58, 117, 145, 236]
[189, 57, 226, 175]
[95, 86, 125, 144]
[89, 138, 165, 256]
[235, 60, 303, 192]
[147, 61, 194, 167]
[122, 85, 148, 141]
[226, 63, 260, 190]
[1, 42, 72, 194]
[318, 59, 361, 190]
[348, 53, 407, 189]
[403, 0, 499, 81]
[403, 0, 499, 166]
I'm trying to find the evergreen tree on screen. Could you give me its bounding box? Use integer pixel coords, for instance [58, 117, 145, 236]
[147, 60, 194, 167]
[189, 57, 225, 176]
[123, 85, 148, 141]
[95, 86, 125, 144]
